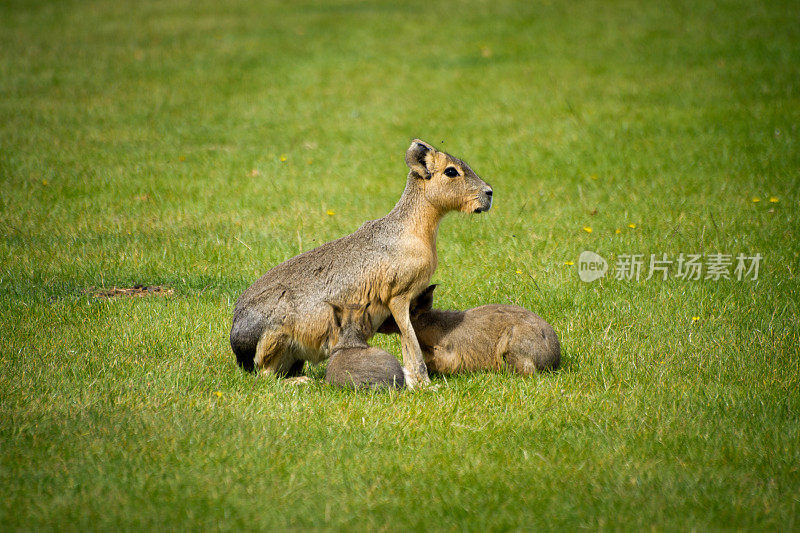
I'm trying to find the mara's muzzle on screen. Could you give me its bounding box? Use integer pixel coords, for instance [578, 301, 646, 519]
[474, 187, 493, 213]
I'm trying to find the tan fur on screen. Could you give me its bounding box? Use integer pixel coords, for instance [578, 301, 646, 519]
[378, 285, 561, 375]
[230, 140, 492, 389]
[324, 303, 405, 390]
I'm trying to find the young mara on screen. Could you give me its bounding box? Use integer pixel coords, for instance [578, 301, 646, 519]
[379, 285, 560, 375]
[325, 302, 405, 390]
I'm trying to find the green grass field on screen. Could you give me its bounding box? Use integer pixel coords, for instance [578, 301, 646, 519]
[2, 0, 799, 530]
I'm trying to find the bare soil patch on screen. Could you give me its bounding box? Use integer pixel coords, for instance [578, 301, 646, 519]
[88, 284, 174, 298]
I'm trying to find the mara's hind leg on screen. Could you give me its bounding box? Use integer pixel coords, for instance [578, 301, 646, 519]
[254, 331, 295, 376]
[502, 325, 561, 375]
[494, 328, 529, 375]
[503, 346, 537, 376]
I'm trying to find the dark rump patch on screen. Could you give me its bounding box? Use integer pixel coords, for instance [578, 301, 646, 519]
[230, 306, 267, 372]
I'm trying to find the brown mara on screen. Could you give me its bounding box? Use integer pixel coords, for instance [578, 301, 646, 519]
[378, 285, 561, 375]
[230, 139, 493, 389]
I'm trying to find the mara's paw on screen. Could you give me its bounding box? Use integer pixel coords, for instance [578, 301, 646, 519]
[403, 368, 431, 391]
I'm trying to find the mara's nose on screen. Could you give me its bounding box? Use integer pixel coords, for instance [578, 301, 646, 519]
[484, 188, 493, 197]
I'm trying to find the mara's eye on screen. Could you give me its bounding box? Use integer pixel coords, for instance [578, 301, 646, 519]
[444, 166, 459, 178]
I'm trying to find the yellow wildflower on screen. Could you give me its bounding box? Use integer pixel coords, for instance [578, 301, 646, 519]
[583, 226, 592, 233]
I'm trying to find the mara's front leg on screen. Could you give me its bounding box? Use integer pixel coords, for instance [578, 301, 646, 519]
[388, 295, 431, 389]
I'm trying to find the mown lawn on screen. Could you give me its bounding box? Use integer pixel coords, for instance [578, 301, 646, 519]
[1, 0, 798, 530]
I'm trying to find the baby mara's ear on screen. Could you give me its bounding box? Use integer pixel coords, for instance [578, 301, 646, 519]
[405, 139, 436, 180]
[325, 301, 344, 328]
[411, 284, 437, 314]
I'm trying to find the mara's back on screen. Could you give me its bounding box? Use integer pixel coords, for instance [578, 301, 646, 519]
[415, 305, 560, 374]
[325, 346, 405, 389]
[235, 218, 396, 315]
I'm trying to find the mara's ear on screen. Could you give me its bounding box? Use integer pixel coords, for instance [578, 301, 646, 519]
[405, 139, 436, 179]
[325, 301, 343, 328]
[358, 301, 372, 324]
[412, 284, 437, 313]
[360, 301, 373, 327]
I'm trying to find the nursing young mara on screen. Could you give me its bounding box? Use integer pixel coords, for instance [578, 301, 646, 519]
[230, 139, 493, 389]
